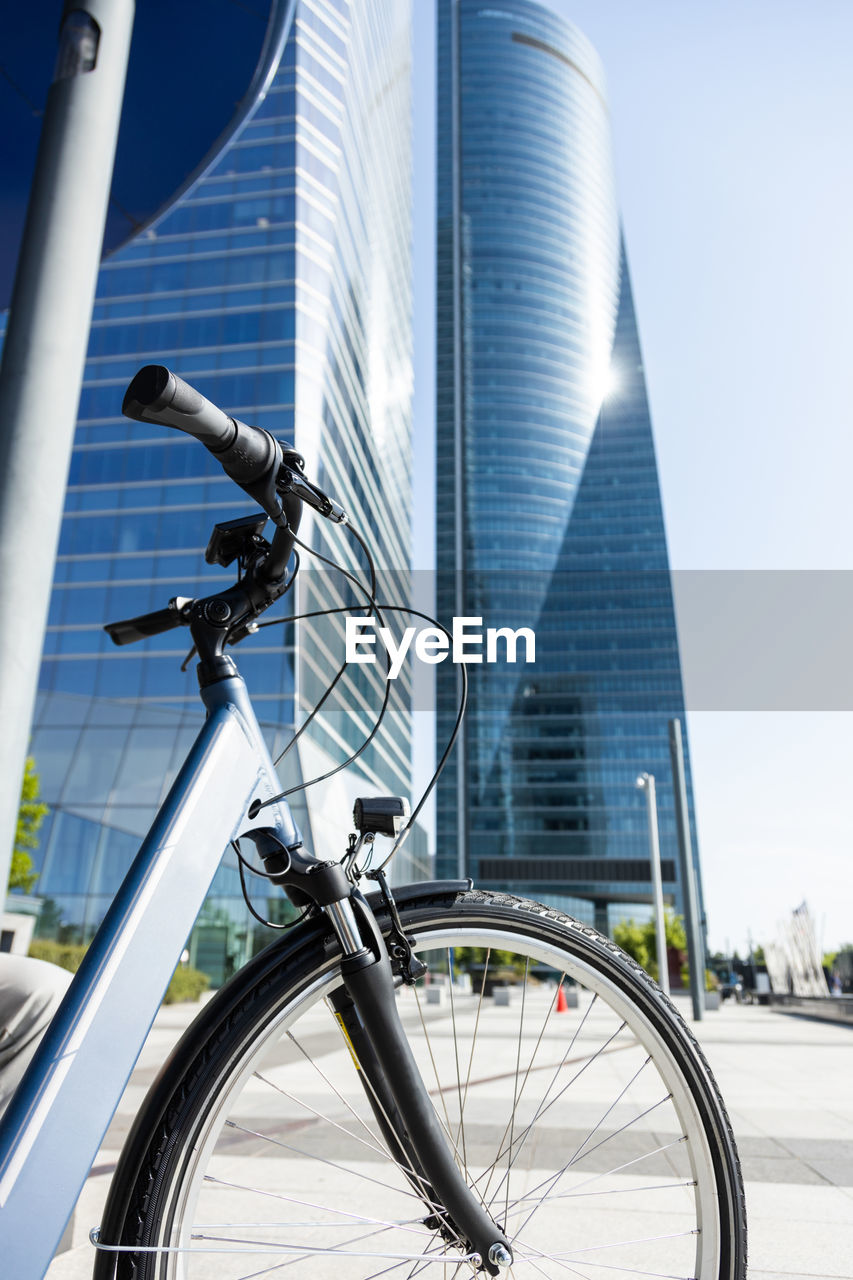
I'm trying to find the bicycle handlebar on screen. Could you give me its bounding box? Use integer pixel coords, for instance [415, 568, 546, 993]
[105, 597, 194, 647]
[112, 365, 348, 660]
[123, 365, 237, 450]
[123, 365, 284, 522]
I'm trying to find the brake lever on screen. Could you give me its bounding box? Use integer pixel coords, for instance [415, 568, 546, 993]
[279, 467, 348, 524]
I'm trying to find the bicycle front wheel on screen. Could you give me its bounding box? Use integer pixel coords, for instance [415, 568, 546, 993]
[95, 887, 746, 1280]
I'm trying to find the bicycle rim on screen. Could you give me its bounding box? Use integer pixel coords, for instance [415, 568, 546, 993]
[100, 893, 745, 1280]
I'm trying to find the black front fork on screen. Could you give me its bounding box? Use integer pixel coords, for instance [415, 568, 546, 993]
[247, 834, 512, 1274]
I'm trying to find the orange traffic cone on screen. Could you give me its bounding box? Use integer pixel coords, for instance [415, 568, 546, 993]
[555, 985, 569, 1013]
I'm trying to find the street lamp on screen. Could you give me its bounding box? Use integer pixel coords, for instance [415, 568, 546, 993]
[636, 773, 669, 995]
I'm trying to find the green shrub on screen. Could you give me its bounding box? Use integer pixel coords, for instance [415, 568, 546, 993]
[612, 909, 687, 983]
[679, 964, 720, 992]
[611, 919, 649, 971]
[28, 939, 88, 973]
[164, 965, 210, 1004]
[451, 946, 529, 978]
[29, 939, 209, 1005]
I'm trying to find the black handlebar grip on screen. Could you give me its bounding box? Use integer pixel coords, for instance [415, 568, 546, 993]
[123, 365, 237, 452]
[104, 604, 186, 647]
[123, 365, 281, 502]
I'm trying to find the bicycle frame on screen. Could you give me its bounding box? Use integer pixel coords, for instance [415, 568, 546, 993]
[0, 673, 300, 1278]
[0, 362, 512, 1273]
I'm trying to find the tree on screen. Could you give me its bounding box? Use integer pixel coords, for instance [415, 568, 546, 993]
[611, 919, 650, 971]
[452, 946, 528, 978]
[9, 756, 47, 892]
[613, 909, 687, 983]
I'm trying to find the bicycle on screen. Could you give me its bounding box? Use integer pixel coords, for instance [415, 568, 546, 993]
[0, 365, 746, 1279]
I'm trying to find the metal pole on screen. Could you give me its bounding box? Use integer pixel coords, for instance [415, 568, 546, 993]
[449, 0, 467, 883]
[637, 772, 669, 995]
[0, 0, 134, 899]
[669, 718, 706, 1019]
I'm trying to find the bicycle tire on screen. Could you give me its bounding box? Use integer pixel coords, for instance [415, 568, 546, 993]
[94, 886, 746, 1280]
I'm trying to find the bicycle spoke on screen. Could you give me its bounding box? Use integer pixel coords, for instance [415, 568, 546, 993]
[194, 1220, 434, 1233]
[231, 1222, 437, 1280]
[253, 1069, 406, 1169]
[533, 1264, 696, 1280]
[206, 1158, 422, 1208]
[337, 1020, 468, 1239]
[224, 1119, 418, 1202]
[187, 1234, 477, 1261]
[520, 1243, 692, 1280]
[503, 957, 530, 1227]
[453, 947, 491, 1155]
[412, 982, 464, 1155]
[231, 1223, 398, 1280]
[570, 1093, 674, 1168]
[474, 992, 606, 1197]
[285, 1024, 402, 1160]
[508, 1092, 675, 1242]
[517, 1229, 700, 1258]
[503, 1136, 690, 1217]
[513, 1226, 699, 1267]
[406, 983, 491, 1220]
[481, 1014, 628, 1208]
[252, 1067, 445, 1214]
[564, 1055, 652, 1167]
[364, 1240, 449, 1280]
[400, 1237, 462, 1280]
[522, 1246, 596, 1280]
[446, 948, 468, 1173]
[472, 973, 576, 1203]
[504, 1179, 695, 1210]
[429, 1039, 635, 1103]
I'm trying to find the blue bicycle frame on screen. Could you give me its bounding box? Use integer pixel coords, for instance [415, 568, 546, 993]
[0, 673, 300, 1278]
[0, 358, 511, 1278]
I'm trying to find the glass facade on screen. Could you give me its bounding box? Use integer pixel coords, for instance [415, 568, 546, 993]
[435, 0, 703, 933]
[9, 0, 425, 977]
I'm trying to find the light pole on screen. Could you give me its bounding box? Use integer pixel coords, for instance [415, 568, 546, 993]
[669, 718, 705, 1019]
[0, 0, 134, 899]
[636, 772, 669, 995]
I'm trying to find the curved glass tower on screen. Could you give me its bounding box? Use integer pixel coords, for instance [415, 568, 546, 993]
[436, 0, 703, 933]
[12, 0, 422, 978]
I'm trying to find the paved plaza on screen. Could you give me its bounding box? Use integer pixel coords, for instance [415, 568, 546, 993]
[43, 986, 853, 1280]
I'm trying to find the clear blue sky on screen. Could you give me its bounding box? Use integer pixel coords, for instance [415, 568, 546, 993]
[411, 0, 853, 957]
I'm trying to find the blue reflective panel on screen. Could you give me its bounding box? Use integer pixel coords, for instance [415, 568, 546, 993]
[140, 658, 192, 699]
[61, 727, 129, 803]
[94, 657, 144, 699]
[53, 630, 105, 656]
[39, 812, 102, 896]
[107, 726, 179, 806]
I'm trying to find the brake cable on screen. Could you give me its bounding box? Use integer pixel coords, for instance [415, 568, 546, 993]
[250, 581, 468, 865]
[250, 524, 393, 804]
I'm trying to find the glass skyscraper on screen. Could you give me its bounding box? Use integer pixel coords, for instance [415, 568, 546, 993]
[8, 0, 422, 982]
[435, 0, 703, 934]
